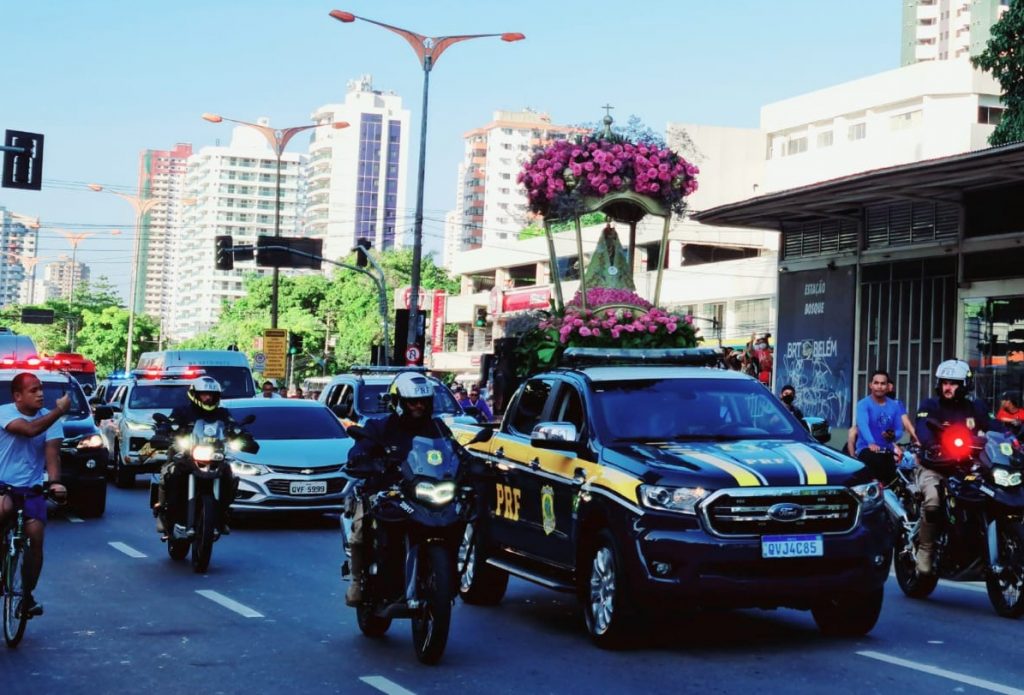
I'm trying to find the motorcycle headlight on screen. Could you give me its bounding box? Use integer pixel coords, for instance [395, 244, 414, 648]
[126, 420, 152, 432]
[175, 435, 192, 451]
[638, 485, 707, 515]
[993, 467, 1023, 488]
[852, 481, 883, 511]
[415, 481, 457, 506]
[192, 444, 216, 463]
[231, 461, 268, 476]
[77, 434, 104, 449]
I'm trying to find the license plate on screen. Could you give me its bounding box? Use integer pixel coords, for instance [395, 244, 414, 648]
[290, 480, 328, 496]
[761, 534, 823, 559]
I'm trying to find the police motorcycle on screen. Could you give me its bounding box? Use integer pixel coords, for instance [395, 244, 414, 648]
[890, 422, 1024, 617]
[341, 424, 492, 665]
[144, 412, 258, 573]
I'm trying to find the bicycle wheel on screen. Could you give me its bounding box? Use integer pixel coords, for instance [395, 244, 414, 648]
[3, 531, 28, 648]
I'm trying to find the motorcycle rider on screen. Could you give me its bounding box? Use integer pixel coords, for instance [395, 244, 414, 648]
[156, 376, 238, 538]
[913, 359, 994, 575]
[344, 371, 456, 606]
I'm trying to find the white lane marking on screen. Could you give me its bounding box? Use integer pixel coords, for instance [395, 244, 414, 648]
[195, 590, 263, 618]
[65, 514, 84, 523]
[108, 541, 147, 558]
[360, 676, 417, 695]
[858, 651, 1024, 695]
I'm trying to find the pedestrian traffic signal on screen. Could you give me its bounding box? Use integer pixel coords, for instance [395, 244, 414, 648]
[215, 235, 234, 271]
[475, 308, 487, 328]
[354, 237, 372, 268]
[288, 333, 303, 355]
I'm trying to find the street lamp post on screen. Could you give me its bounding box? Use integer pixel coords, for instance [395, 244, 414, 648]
[201, 114, 349, 329]
[88, 183, 160, 371]
[329, 10, 523, 364]
[56, 229, 94, 350]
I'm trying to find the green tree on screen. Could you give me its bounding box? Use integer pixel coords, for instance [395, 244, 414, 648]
[76, 306, 161, 376]
[973, 3, 1024, 145]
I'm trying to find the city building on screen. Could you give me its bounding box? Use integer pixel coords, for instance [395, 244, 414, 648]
[137, 142, 192, 327]
[169, 121, 306, 341]
[449, 109, 585, 255]
[0, 208, 39, 308]
[761, 59, 1002, 193]
[306, 75, 410, 263]
[901, 0, 1009, 65]
[42, 256, 90, 302]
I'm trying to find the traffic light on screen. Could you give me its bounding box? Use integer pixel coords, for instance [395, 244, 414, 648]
[215, 235, 234, 271]
[288, 333, 303, 355]
[474, 307, 487, 328]
[354, 237, 372, 267]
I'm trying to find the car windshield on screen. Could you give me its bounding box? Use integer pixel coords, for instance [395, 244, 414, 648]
[591, 377, 807, 443]
[200, 366, 255, 399]
[227, 405, 347, 440]
[128, 384, 190, 410]
[69, 371, 97, 389]
[0, 379, 89, 418]
[357, 382, 461, 416]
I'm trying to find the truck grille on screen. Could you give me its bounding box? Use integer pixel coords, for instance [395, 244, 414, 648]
[701, 487, 860, 537]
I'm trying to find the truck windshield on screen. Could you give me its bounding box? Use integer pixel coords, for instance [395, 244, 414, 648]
[591, 378, 807, 443]
[128, 384, 190, 410]
[358, 383, 462, 416]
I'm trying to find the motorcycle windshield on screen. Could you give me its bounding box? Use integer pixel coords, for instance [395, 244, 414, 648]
[191, 419, 226, 443]
[403, 436, 459, 479]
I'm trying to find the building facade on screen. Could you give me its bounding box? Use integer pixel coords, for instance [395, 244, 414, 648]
[0, 208, 39, 308]
[42, 257, 90, 302]
[901, 0, 1009, 65]
[306, 75, 410, 263]
[138, 143, 192, 327]
[450, 109, 584, 254]
[169, 122, 305, 341]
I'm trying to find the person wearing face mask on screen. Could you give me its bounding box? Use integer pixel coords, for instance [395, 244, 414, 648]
[778, 384, 804, 420]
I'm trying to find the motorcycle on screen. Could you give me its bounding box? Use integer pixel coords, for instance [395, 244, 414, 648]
[144, 412, 258, 573]
[341, 424, 492, 665]
[889, 423, 1024, 618]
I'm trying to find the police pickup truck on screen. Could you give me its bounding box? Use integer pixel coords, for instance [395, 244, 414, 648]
[453, 348, 892, 647]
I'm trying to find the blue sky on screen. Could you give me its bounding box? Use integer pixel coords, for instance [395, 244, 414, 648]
[0, 1, 901, 301]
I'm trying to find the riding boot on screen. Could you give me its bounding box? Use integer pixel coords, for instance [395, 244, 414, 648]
[345, 544, 366, 606]
[916, 510, 940, 575]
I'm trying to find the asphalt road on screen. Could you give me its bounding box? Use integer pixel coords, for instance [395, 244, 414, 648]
[2, 481, 1022, 695]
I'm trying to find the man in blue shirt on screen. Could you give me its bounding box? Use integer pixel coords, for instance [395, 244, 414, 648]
[458, 385, 493, 423]
[0, 372, 70, 618]
[853, 370, 907, 483]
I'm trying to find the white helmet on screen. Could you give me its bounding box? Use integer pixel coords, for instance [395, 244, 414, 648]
[389, 372, 434, 417]
[934, 359, 972, 399]
[188, 376, 223, 411]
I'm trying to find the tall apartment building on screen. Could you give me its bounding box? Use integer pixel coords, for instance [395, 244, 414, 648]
[307, 75, 410, 262]
[0, 208, 39, 308]
[450, 109, 583, 254]
[169, 122, 305, 341]
[42, 257, 90, 302]
[901, 0, 1009, 65]
[137, 143, 192, 327]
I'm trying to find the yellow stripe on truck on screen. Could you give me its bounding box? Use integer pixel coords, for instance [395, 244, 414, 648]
[683, 450, 763, 487]
[786, 445, 829, 485]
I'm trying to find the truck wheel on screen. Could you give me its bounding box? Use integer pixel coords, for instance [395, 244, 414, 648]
[811, 587, 884, 637]
[457, 521, 508, 605]
[581, 530, 633, 649]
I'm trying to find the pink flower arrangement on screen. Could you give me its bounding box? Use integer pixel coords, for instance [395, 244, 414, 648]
[518, 135, 699, 218]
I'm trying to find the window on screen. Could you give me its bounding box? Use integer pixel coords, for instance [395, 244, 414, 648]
[511, 379, 552, 435]
[890, 111, 922, 131]
[734, 298, 771, 336]
[848, 122, 867, 141]
[817, 131, 833, 148]
[552, 385, 585, 437]
[979, 106, 1004, 125]
[500, 173, 511, 180]
[786, 137, 807, 156]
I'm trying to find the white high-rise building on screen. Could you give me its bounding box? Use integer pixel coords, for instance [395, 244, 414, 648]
[0, 208, 39, 308]
[901, 0, 1009, 65]
[307, 75, 410, 263]
[42, 257, 89, 302]
[169, 121, 306, 341]
[449, 109, 583, 254]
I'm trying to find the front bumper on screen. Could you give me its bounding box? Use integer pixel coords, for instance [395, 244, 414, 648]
[621, 507, 893, 611]
[233, 471, 346, 513]
[60, 446, 109, 486]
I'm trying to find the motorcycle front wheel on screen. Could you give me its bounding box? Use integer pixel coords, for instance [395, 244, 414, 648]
[986, 521, 1024, 618]
[411, 544, 453, 665]
[893, 531, 938, 599]
[191, 494, 217, 574]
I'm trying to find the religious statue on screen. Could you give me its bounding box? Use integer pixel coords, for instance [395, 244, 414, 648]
[583, 224, 635, 291]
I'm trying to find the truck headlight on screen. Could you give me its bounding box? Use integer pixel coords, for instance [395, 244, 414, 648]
[231, 461, 268, 476]
[852, 481, 883, 511]
[77, 434, 104, 449]
[415, 481, 456, 506]
[126, 420, 152, 432]
[639, 485, 707, 515]
[993, 467, 1023, 487]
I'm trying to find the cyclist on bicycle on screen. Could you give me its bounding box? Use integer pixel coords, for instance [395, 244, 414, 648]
[0, 372, 70, 618]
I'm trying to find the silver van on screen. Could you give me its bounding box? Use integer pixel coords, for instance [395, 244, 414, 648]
[135, 350, 256, 399]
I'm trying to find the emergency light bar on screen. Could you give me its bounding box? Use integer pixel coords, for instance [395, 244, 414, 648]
[559, 347, 722, 369]
[131, 365, 207, 380]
